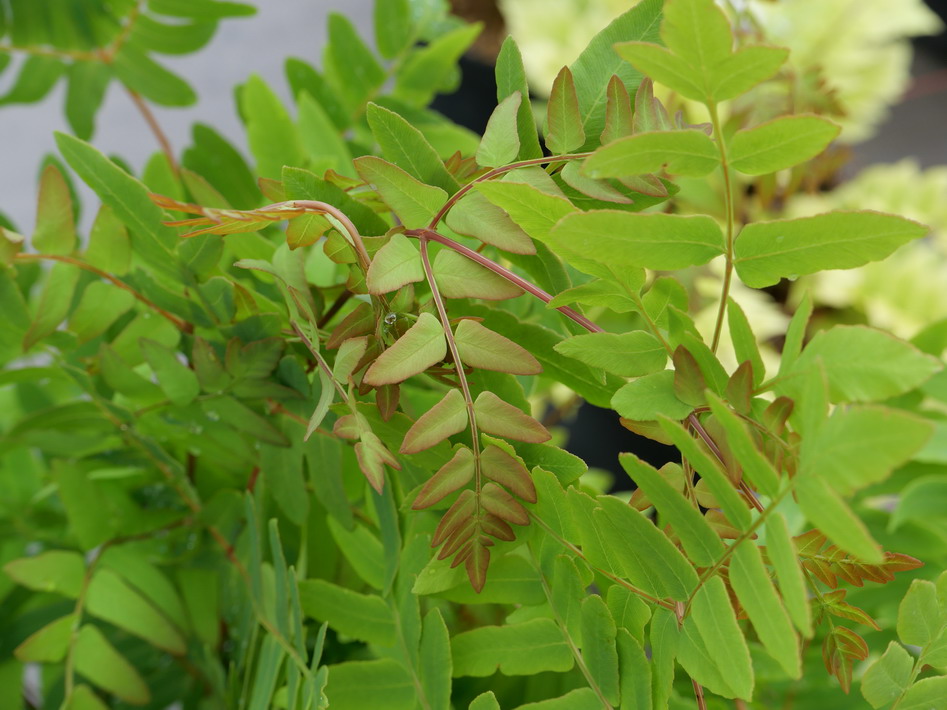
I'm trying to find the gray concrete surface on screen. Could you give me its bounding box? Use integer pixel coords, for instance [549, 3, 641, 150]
[0, 1, 373, 232]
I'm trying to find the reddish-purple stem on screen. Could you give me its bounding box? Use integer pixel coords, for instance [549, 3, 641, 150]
[406, 228, 603, 334]
[406, 226, 757, 518]
[427, 152, 591, 229]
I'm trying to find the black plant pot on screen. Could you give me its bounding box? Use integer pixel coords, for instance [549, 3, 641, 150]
[919, 0, 947, 55]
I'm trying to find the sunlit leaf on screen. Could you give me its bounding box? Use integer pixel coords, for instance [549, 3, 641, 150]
[412, 447, 475, 509]
[366, 233, 424, 295]
[32, 164, 76, 254]
[792, 325, 941, 403]
[451, 618, 573, 677]
[595, 496, 699, 600]
[659, 416, 752, 530]
[795, 474, 882, 563]
[899, 677, 947, 710]
[547, 211, 725, 271]
[363, 312, 446, 386]
[729, 539, 801, 678]
[710, 45, 789, 101]
[73, 625, 151, 704]
[545, 67, 585, 155]
[861, 642, 913, 708]
[454, 318, 541, 376]
[477, 92, 522, 168]
[481, 444, 536, 503]
[584, 130, 720, 178]
[801, 405, 932, 496]
[619, 453, 722, 566]
[86, 569, 187, 654]
[611, 371, 694, 421]
[324, 11, 385, 110]
[355, 156, 447, 229]
[569, 0, 662, 141]
[734, 212, 928, 289]
[475, 180, 577, 243]
[764, 513, 812, 637]
[56, 133, 179, 275]
[898, 579, 942, 647]
[14, 614, 75, 663]
[298, 92, 354, 177]
[705, 392, 780, 497]
[4, 550, 85, 598]
[298, 579, 395, 645]
[600, 75, 634, 145]
[367, 102, 458, 193]
[495, 37, 543, 160]
[555, 331, 666, 378]
[727, 299, 765, 386]
[401, 389, 469, 454]
[395, 23, 482, 106]
[729, 115, 840, 175]
[473, 391, 550, 443]
[433, 248, 524, 301]
[678, 575, 753, 700]
[446, 190, 536, 255]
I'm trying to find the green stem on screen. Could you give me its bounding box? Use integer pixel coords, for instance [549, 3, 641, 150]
[0, 44, 97, 61]
[683, 485, 791, 616]
[630, 292, 673, 355]
[102, 0, 145, 62]
[533, 555, 615, 709]
[126, 87, 179, 174]
[61, 549, 105, 706]
[708, 101, 737, 354]
[890, 653, 926, 710]
[530, 512, 676, 611]
[0, 0, 142, 64]
[418, 237, 484, 498]
[291, 320, 352, 403]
